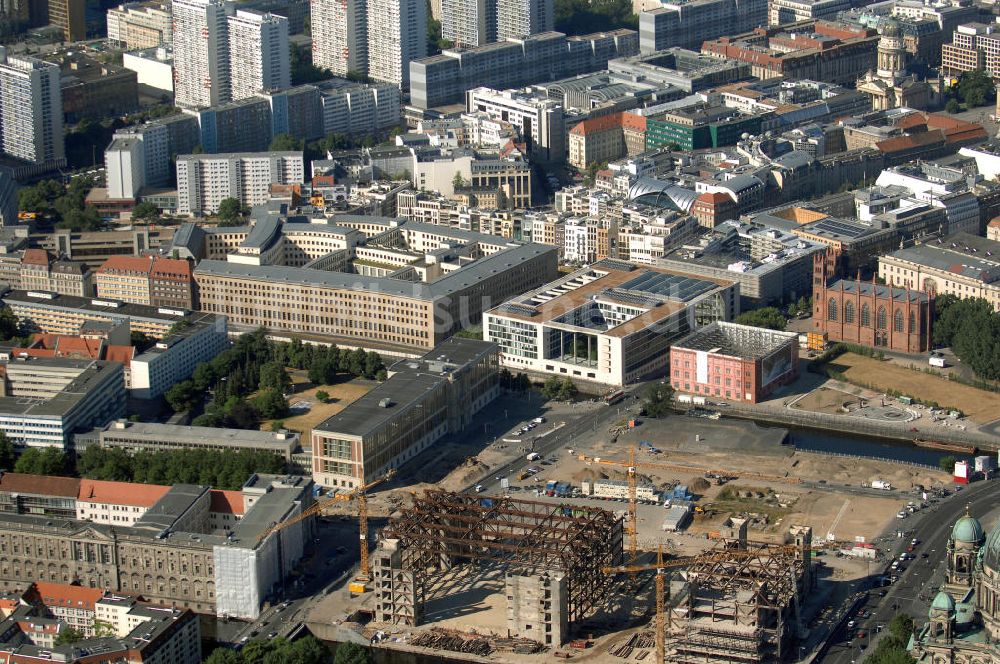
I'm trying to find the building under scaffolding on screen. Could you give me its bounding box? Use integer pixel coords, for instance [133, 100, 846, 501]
[373, 490, 624, 647]
[666, 520, 813, 663]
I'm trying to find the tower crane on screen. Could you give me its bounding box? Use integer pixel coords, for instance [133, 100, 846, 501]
[579, 445, 799, 562]
[603, 542, 805, 663]
[256, 469, 395, 588]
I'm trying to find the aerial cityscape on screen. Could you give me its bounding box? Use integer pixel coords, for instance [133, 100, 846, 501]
[0, 0, 997, 661]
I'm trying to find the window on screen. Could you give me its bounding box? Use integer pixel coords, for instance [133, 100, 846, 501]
[827, 298, 838, 321]
[861, 303, 870, 327]
[844, 300, 855, 324]
[877, 306, 887, 330]
[893, 309, 903, 333]
[908, 310, 916, 333]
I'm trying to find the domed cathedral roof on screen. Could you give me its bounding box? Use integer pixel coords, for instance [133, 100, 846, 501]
[879, 18, 902, 40]
[930, 591, 956, 618]
[983, 520, 1000, 571]
[952, 506, 986, 545]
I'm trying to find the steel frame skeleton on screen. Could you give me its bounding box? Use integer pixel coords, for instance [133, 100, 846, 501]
[374, 490, 624, 628]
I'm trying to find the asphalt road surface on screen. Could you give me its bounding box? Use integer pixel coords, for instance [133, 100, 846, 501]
[819, 479, 999, 664]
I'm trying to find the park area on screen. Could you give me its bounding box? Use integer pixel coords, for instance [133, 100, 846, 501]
[827, 352, 1000, 423]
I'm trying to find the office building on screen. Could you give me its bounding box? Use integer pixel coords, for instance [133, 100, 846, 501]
[0, 356, 125, 448]
[312, 0, 367, 75]
[173, 0, 233, 109]
[129, 315, 228, 398]
[175, 151, 304, 216]
[187, 96, 274, 153]
[48, 0, 85, 41]
[106, 2, 173, 49]
[0, 472, 313, 620]
[312, 338, 499, 488]
[367, 0, 427, 88]
[442, 0, 496, 46]
[4, 289, 217, 338]
[701, 20, 879, 86]
[317, 79, 402, 136]
[943, 22, 1000, 78]
[193, 218, 559, 351]
[466, 87, 565, 162]
[122, 44, 174, 93]
[669, 321, 799, 403]
[812, 250, 932, 353]
[879, 233, 1000, 312]
[227, 9, 290, 100]
[410, 29, 638, 109]
[52, 50, 139, 125]
[484, 259, 738, 387]
[497, 0, 552, 40]
[768, 0, 850, 25]
[0, 584, 201, 664]
[261, 84, 324, 141]
[100, 419, 300, 460]
[639, 0, 768, 53]
[0, 48, 64, 166]
[95, 255, 194, 308]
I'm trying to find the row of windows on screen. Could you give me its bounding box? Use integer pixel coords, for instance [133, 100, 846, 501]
[827, 298, 917, 333]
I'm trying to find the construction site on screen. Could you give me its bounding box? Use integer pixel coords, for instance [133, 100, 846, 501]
[302, 399, 951, 663]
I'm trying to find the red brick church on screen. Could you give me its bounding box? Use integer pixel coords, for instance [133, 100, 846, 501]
[812, 251, 933, 353]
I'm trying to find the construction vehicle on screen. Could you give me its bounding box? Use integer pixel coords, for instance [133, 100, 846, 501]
[255, 469, 395, 593]
[603, 542, 806, 663]
[579, 445, 799, 562]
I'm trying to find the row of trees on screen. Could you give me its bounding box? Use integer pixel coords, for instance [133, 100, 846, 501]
[735, 307, 788, 331]
[498, 368, 532, 391]
[541, 376, 578, 400]
[204, 635, 357, 664]
[76, 446, 285, 490]
[932, 295, 1000, 380]
[863, 614, 915, 664]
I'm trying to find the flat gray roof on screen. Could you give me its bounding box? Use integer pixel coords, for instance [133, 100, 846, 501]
[314, 371, 446, 437]
[886, 232, 1000, 283]
[0, 358, 121, 418]
[3, 290, 219, 326]
[675, 321, 797, 359]
[101, 421, 299, 450]
[132, 484, 209, 532]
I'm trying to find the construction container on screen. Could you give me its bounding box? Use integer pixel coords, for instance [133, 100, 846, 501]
[806, 331, 827, 351]
[348, 582, 367, 594]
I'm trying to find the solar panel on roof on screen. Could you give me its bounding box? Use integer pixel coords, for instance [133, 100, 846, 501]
[618, 271, 716, 302]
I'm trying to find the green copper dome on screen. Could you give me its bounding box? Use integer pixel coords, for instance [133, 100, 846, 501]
[952, 510, 985, 544]
[983, 521, 1000, 570]
[930, 591, 956, 619]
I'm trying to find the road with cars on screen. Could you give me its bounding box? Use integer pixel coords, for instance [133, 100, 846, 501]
[819, 478, 1000, 664]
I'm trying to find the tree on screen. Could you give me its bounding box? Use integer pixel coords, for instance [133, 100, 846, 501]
[316, 390, 330, 403]
[290, 43, 332, 85]
[255, 388, 289, 420]
[131, 200, 160, 221]
[0, 307, 20, 342]
[557, 378, 577, 401]
[14, 447, 69, 476]
[541, 376, 562, 399]
[363, 351, 384, 380]
[889, 614, 914, 643]
[957, 68, 994, 109]
[217, 197, 246, 224]
[945, 98, 961, 114]
[204, 649, 242, 664]
[165, 380, 198, 413]
[269, 133, 304, 152]
[334, 642, 372, 664]
[643, 384, 673, 418]
[939, 455, 957, 472]
[225, 398, 261, 430]
[130, 331, 155, 353]
[0, 432, 14, 471]
[735, 307, 787, 331]
[259, 362, 292, 393]
[54, 627, 86, 645]
[555, 0, 637, 34]
[452, 171, 467, 189]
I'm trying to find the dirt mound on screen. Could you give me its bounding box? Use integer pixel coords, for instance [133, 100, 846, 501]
[688, 477, 710, 493]
[571, 467, 608, 482]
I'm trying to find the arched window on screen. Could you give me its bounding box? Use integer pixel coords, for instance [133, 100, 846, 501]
[861, 303, 870, 327]
[827, 298, 838, 321]
[844, 301, 855, 324]
[908, 311, 916, 334]
[893, 309, 904, 333]
[877, 306, 887, 330]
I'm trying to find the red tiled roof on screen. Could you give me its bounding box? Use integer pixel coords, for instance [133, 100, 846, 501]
[24, 583, 104, 613]
[104, 345, 134, 366]
[620, 113, 647, 133]
[96, 256, 153, 275]
[210, 490, 245, 515]
[695, 192, 732, 205]
[21, 249, 49, 266]
[0, 473, 79, 497]
[148, 257, 191, 280]
[78, 479, 171, 507]
[988, 218, 1000, 227]
[570, 112, 624, 136]
[875, 129, 943, 154]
